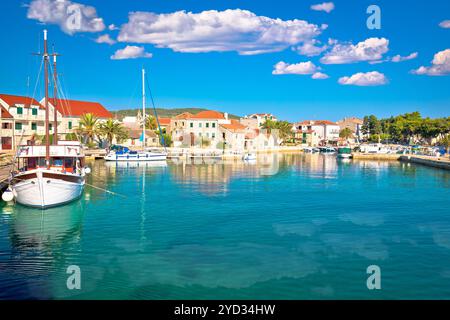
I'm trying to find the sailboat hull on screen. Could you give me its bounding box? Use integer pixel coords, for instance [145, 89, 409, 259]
[104, 152, 167, 162]
[12, 170, 85, 209]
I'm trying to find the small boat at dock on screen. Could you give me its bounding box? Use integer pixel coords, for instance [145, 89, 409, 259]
[337, 147, 353, 159]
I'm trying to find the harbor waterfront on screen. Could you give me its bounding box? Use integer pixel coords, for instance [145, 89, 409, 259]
[1, 153, 450, 300]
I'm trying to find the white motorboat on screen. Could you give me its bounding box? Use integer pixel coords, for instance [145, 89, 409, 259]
[9, 142, 87, 208]
[104, 147, 167, 162]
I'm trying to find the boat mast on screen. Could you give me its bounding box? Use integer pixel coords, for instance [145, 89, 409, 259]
[142, 67, 146, 150]
[43, 30, 50, 168]
[52, 46, 58, 145]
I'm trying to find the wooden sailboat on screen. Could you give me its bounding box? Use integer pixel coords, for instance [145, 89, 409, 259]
[104, 67, 167, 162]
[7, 30, 87, 209]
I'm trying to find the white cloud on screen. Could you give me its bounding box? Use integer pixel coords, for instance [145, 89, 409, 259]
[272, 61, 319, 75]
[338, 71, 387, 86]
[412, 49, 450, 76]
[439, 20, 450, 28]
[95, 34, 116, 45]
[312, 72, 329, 79]
[108, 24, 119, 31]
[118, 9, 325, 55]
[111, 46, 152, 60]
[392, 52, 418, 62]
[321, 37, 389, 64]
[294, 40, 327, 57]
[311, 2, 335, 13]
[27, 0, 105, 35]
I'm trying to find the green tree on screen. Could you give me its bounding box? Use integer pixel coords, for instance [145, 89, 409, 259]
[160, 133, 173, 147]
[438, 134, 450, 157]
[77, 113, 99, 145]
[145, 115, 157, 130]
[98, 119, 128, 146]
[339, 128, 353, 140]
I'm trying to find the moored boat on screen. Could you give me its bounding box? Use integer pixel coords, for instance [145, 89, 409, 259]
[4, 30, 88, 209]
[104, 68, 167, 162]
[10, 142, 87, 208]
[337, 147, 353, 159]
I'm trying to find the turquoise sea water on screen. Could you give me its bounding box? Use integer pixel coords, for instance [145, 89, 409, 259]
[0, 153, 449, 300]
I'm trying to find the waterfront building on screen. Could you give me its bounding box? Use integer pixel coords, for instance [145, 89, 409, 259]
[241, 113, 278, 128]
[337, 117, 364, 141]
[244, 128, 281, 151]
[0, 94, 113, 150]
[0, 105, 14, 151]
[294, 120, 340, 145]
[171, 110, 239, 149]
[44, 98, 113, 138]
[0, 94, 47, 149]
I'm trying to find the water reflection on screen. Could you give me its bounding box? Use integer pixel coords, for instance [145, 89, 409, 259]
[0, 202, 84, 299]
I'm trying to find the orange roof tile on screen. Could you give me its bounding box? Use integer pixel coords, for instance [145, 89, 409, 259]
[49, 98, 112, 118]
[173, 112, 193, 120]
[298, 120, 338, 126]
[220, 119, 246, 132]
[1, 105, 13, 119]
[0, 94, 44, 109]
[158, 117, 171, 125]
[192, 110, 225, 119]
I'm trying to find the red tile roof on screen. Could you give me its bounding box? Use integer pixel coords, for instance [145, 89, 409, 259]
[191, 110, 225, 119]
[49, 98, 112, 118]
[1, 105, 13, 119]
[173, 112, 193, 120]
[220, 119, 246, 132]
[298, 120, 338, 126]
[0, 94, 44, 109]
[158, 117, 171, 125]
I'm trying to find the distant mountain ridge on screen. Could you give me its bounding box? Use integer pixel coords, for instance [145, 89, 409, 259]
[111, 108, 241, 120]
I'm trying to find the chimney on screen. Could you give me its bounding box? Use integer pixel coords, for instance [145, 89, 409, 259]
[224, 112, 228, 120]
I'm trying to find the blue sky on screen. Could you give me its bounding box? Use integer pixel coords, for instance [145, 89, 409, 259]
[0, 0, 449, 121]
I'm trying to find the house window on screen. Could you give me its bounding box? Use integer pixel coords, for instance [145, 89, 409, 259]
[199, 123, 202, 128]
[199, 133, 202, 137]
[190, 122, 193, 128]
[212, 123, 216, 128]
[49, 124, 53, 131]
[206, 123, 209, 128]
[175, 122, 178, 126]
[17, 107, 23, 115]
[212, 133, 216, 139]
[32, 108, 38, 116]
[182, 122, 185, 126]
[68, 121, 73, 130]
[206, 133, 209, 138]
[15, 123, 22, 130]
[31, 123, 37, 131]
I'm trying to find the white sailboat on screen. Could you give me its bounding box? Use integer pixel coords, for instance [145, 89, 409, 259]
[105, 68, 167, 162]
[4, 30, 87, 209]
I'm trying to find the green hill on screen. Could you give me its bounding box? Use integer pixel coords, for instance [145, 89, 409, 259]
[111, 108, 241, 120]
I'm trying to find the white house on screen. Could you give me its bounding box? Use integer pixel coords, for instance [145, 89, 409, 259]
[241, 113, 278, 128]
[295, 120, 340, 145]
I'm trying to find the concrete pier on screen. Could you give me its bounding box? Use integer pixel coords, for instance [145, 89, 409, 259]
[400, 155, 450, 170]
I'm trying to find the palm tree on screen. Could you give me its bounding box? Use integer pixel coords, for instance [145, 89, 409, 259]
[77, 113, 99, 145]
[145, 115, 157, 130]
[340, 128, 354, 140]
[98, 119, 128, 146]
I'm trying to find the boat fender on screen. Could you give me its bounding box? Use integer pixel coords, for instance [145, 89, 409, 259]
[2, 190, 14, 202]
[84, 167, 92, 174]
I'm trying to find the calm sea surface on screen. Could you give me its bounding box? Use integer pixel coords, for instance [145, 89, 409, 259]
[1, 153, 450, 300]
